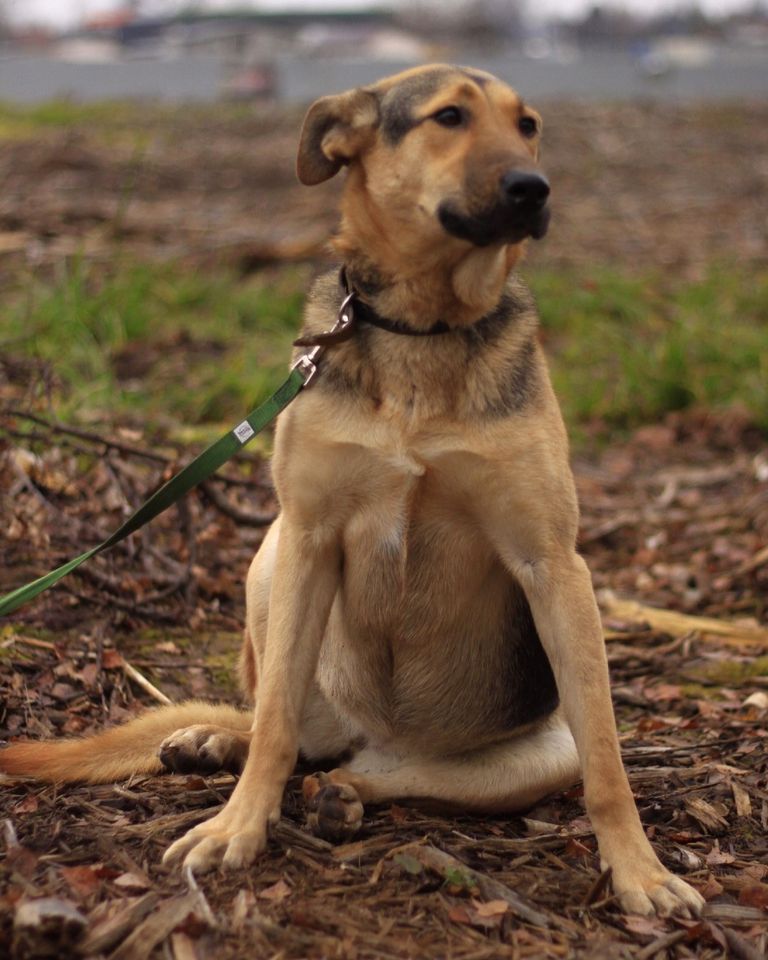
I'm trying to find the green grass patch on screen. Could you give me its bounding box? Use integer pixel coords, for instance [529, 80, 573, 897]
[528, 263, 768, 435]
[2, 258, 765, 444]
[3, 258, 307, 434]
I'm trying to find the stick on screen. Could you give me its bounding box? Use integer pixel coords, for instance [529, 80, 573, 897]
[601, 593, 768, 647]
[123, 660, 173, 705]
[404, 844, 554, 929]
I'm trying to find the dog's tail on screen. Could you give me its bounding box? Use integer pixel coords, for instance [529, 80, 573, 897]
[0, 702, 252, 784]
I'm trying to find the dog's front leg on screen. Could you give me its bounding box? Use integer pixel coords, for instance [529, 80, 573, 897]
[514, 549, 704, 916]
[163, 518, 340, 873]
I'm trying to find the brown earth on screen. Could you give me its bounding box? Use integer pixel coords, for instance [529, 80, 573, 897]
[1, 97, 768, 959]
[1, 100, 767, 276]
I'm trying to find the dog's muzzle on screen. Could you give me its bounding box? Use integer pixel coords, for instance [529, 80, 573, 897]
[437, 170, 551, 247]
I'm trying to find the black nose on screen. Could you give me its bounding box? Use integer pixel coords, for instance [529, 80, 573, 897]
[500, 171, 550, 209]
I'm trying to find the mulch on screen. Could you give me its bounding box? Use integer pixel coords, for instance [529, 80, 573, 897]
[0, 407, 766, 959]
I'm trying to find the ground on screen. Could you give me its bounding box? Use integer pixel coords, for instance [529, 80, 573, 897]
[0, 96, 767, 959]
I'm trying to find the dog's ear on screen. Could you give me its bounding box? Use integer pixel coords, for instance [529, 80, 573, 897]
[297, 88, 379, 186]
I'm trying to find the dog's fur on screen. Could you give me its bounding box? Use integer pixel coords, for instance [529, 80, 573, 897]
[0, 65, 703, 917]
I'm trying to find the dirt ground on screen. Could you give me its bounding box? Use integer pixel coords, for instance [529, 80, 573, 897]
[1, 97, 767, 959]
[1, 100, 767, 276]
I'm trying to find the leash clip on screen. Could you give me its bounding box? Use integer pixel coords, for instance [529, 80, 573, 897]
[291, 291, 357, 387]
[291, 345, 322, 386]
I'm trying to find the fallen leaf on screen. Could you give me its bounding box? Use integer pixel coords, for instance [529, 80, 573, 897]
[61, 864, 103, 898]
[700, 875, 724, 900]
[447, 904, 472, 925]
[12, 795, 39, 815]
[101, 650, 124, 669]
[155, 640, 181, 654]
[472, 899, 508, 919]
[113, 871, 151, 892]
[706, 842, 736, 866]
[623, 915, 667, 939]
[257, 879, 291, 902]
[565, 837, 593, 858]
[738, 884, 768, 910]
[742, 691, 768, 710]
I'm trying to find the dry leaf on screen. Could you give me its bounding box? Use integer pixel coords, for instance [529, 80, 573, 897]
[705, 842, 736, 866]
[113, 872, 151, 892]
[61, 864, 104, 898]
[742, 691, 768, 710]
[472, 899, 508, 919]
[101, 650, 124, 669]
[700, 875, 724, 900]
[731, 780, 752, 818]
[623, 915, 667, 938]
[12, 795, 39, 815]
[738, 884, 768, 910]
[447, 904, 472, 925]
[257, 879, 291, 902]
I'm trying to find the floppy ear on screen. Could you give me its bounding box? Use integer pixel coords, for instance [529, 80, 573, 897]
[296, 88, 379, 186]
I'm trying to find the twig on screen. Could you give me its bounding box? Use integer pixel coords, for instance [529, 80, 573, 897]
[401, 843, 555, 929]
[273, 819, 334, 854]
[582, 867, 612, 907]
[635, 929, 687, 960]
[183, 865, 218, 928]
[722, 926, 766, 960]
[2, 407, 271, 489]
[601, 593, 768, 647]
[200, 480, 276, 527]
[123, 660, 173, 705]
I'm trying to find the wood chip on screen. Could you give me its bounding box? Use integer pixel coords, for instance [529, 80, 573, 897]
[684, 797, 729, 833]
[731, 780, 753, 818]
[108, 892, 200, 960]
[80, 893, 160, 955]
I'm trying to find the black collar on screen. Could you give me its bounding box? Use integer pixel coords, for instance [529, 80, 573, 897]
[294, 269, 454, 348]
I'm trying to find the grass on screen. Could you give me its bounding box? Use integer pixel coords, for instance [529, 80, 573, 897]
[529, 263, 768, 436]
[2, 258, 306, 438]
[2, 258, 766, 444]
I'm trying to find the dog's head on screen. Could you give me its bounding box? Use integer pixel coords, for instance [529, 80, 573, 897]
[297, 65, 549, 252]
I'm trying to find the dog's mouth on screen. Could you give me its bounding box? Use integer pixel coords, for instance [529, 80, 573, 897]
[437, 170, 551, 248]
[438, 202, 551, 247]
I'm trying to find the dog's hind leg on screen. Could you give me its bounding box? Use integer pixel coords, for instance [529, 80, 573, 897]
[303, 713, 580, 838]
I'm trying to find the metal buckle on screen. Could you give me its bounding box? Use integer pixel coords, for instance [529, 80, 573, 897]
[291, 346, 321, 386]
[292, 291, 356, 388]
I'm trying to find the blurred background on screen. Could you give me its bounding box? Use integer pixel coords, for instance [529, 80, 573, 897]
[0, 0, 766, 429]
[0, 0, 766, 437]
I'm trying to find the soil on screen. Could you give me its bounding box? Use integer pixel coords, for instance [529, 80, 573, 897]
[1, 98, 767, 959]
[0, 100, 767, 276]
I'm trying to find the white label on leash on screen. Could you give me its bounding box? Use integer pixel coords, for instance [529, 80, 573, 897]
[234, 420, 255, 444]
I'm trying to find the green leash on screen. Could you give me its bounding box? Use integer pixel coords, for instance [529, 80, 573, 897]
[0, 367, 309, 618]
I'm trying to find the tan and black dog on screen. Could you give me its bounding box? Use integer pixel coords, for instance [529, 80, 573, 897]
[0, 65, 704, 917]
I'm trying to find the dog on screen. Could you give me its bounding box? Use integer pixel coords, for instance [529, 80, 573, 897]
[0, 65, 703, 918]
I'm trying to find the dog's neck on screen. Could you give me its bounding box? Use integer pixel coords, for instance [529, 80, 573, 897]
[333, 189, 526, 330]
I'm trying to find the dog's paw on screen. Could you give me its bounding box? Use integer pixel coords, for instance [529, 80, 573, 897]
[162, 806, 270, 873]
[159, 725, 247, 775]
[611, 863, 705, 918]
[303, 772, 364, 843]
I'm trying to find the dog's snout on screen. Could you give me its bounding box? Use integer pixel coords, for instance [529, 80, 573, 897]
[500, 171, 550, 209]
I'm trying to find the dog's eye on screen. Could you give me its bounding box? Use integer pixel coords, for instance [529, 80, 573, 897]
[433, 106, 464, 128]
[518, 115, 539, 138]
